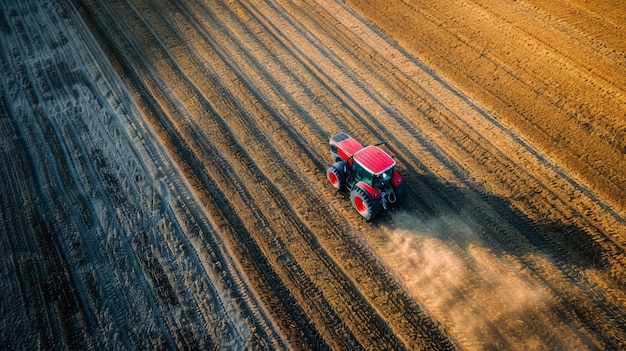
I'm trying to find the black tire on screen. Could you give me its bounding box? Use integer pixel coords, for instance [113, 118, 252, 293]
[350, 186, 381, 220]
[326, 162, 346, 190]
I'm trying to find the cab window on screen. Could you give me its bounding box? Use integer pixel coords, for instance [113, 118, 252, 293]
[353, 162, 373, 185]
[373, 169, 393, 188]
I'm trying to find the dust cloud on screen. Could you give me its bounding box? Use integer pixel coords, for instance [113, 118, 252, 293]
[375, 212, 582, 350]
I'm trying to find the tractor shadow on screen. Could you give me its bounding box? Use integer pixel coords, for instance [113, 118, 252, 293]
[377, 171, 608, 272]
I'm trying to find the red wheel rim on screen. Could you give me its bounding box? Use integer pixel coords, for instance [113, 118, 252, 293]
[328, 171, 338, 187]
[353, 195, 367, 214]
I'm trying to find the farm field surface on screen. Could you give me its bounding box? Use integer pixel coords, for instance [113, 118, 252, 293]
[1, 0, 625, 350]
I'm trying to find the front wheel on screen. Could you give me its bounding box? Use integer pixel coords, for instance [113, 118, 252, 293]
[350, 186, 381, 220]
[326, 162, 346, 190]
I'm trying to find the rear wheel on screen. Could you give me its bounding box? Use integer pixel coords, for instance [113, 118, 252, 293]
[350, 186, 381, 220]
[326, 162, 346, 190]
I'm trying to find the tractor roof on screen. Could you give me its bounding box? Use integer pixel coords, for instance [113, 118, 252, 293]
[353, 145, 396, 175]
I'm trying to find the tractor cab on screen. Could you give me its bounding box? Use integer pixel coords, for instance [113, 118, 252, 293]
[348, 146, 396, 189]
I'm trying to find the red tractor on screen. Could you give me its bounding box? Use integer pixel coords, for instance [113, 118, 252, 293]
[326, 133, 405, 220]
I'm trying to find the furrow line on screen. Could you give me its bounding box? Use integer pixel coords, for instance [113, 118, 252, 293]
[467, 0, 625, 93]
[0, 86, 65, 349]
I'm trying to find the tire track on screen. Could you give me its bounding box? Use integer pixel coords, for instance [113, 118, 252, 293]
[1, 4, 117, 348]
[524, 0, 626, 53]
[467, 0, 625, 93]
[76, 0, 323, 348]
[0, 88, 65, 349]
[23, 3, 191, 346]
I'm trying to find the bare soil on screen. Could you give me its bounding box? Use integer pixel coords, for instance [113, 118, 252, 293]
[1, 0, 624, 350]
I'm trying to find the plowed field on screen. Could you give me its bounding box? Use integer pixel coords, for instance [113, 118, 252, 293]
[1, 0, 624, 350]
